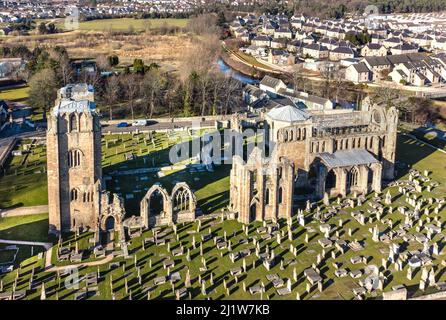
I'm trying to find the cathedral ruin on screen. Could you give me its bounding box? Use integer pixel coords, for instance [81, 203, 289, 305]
[229, 96, 398, 223]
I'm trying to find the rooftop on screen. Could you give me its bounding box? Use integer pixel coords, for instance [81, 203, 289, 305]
[266, 104, 311, 123]
[318, 149, 379, 169]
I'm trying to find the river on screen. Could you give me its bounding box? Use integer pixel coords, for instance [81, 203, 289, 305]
[217, 58, 259, 85]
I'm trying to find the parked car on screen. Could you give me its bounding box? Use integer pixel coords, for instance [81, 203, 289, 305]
[117, 122, 129, 128]
[132, 120, 147, 126]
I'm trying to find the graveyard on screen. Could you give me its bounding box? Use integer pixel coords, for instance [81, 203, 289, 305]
[0, 139, 47, 209]
[0, 133, 445, 300]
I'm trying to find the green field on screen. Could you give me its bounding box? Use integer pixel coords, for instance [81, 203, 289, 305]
[57, 18, 189, 32]
[0, 86, 29, 103]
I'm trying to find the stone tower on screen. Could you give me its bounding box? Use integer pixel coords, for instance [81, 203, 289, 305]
[47, 84, 102, 235]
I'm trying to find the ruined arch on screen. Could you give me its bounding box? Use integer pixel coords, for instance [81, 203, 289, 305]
[325, 170, 336, 190]
[140, 184, 171, 228]
[171, 182, 196, 223]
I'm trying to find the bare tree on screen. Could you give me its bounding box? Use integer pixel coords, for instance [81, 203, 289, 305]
[121, 74, 140, 120]
[104, 76, 120, 120]
[140, 69, 166, 118]
[180, 34, 221, 116]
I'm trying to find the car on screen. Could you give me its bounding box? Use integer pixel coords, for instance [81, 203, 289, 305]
[132, 120, 147, 126]
[117, 122, 129, 128]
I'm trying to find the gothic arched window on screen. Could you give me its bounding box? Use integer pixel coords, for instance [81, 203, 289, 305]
[68, 149, 82, 168]
[70, 114, 78, 132]
[70, 188, 78, 201]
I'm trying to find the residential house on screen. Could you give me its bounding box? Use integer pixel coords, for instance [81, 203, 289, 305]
[361, 43, 388, 57]
[259, 75, 287, 97]
[274, 27, 293, 39]
[383, 37, 403, 48]
[270, 38, 287, 49]
[370, 34, 385, 45]
[303, 43, 329, 59]
[345, 62, 371, 83]
[252, 35, 271, 47]
[319, 37, 339, 50]
[329, 46, 355, 61]
[362, 56, 392, 81]
[390, 43, 419, 55]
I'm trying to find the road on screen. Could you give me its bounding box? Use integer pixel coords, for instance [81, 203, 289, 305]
[101, 119, 217, 134]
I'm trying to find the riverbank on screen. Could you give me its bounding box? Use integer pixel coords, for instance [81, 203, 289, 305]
[220, 51, 266, 80]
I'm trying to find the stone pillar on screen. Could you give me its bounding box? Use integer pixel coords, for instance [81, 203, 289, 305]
[335, 168, 347, 197]
[316, 165, 327, 199]
[371, 163, 382, 193]
[359, 165, 369, 195]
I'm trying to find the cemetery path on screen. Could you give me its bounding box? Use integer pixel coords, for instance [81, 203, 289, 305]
[404, 133, 446, 154]
[0, 239, 52, 250]
[0, 205, 49, 217]
[44, 249, 115, 272]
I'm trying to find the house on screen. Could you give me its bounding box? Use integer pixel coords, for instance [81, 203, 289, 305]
[432, 37, 446, 51]
[303, 43, 329, 59]
[259, 75, 287, 97]
[278, 89, 335, 110]
[268, 49, 289, 65]
[274, 27, 293, 39]
[362, 56, 392, 81]
[389, 58, 445, 86]
[252, 35, 271, 47]
[383, 37, 403, 48]
[370, 34, 385, 45]
[390, 43, 419, 55]
[0, 58, 25, 78]
[233, 27, 248, 39]
[345, 62, 371, 83]
[329, 46, 355, 61]
[243, 84, 268, 105]
[410, 34, 433, 48]
[361, 43, 388, 57]
[290, 19, 303, 30]
[287, 40, 305, 54]
[327, 27, 344, 39]
[270, 38, 286, 49]
[319, 37, 339, 50]
[262, 22, 276, 35]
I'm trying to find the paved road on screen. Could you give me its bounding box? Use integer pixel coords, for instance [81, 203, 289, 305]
[0, 205, 49, 217]
[0, 239, 52, 250]
[101, 119, 217, 134]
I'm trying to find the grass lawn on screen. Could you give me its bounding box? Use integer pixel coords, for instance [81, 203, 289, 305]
[0, 86, 29, 103]
[233, 51, 275, 71]
[56, 18, 189, 32]
[0, 140, 47, 209]
[0, 213, 50, 242]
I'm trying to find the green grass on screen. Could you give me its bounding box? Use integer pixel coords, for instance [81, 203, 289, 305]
[0, 213, 49, 242]
[0, 140, 48, 209]
[0, 86, 29, 103]
[57, 18, 189, 32]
